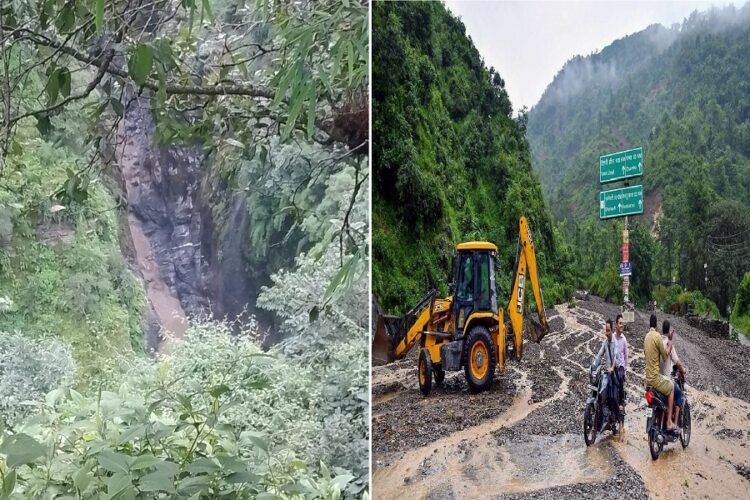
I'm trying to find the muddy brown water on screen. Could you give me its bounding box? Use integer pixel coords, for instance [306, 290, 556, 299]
[372, 301, 750, 499]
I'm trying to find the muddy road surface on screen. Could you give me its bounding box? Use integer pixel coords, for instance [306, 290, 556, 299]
[372, 300, 750, 499]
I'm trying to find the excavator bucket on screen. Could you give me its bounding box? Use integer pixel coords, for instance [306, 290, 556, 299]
[373, 315, 393, 365]
[525, 316, 549, 343]
[372, 314, 403, 365]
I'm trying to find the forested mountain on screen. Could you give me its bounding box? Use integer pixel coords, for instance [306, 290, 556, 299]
[527, 4, 750, 317]
[0, 1, 368, 496]
[373, 1, 573, 314]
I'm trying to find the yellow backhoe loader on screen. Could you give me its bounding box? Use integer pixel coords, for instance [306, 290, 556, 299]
[373, 216, 550, 395]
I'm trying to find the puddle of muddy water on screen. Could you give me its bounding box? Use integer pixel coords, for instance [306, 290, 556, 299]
[374, 391, 401, 405]
[481, 434, 613, 493]
[613, 379, 750, 499]
[374, 434, 614, 499]
[373, 368, 577, 499]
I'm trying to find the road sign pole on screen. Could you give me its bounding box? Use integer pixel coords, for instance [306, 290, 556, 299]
[599, 146, 643, 311]
[623, 216, 629, 305]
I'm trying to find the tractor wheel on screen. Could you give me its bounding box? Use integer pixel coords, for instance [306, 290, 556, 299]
[418, 348, 433, 396]
[434, 364, 445, 386]
[463, 326, 496, 393]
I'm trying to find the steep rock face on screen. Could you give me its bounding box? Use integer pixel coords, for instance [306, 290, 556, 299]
[114, 97, 282, 350]
[114, 96, 260, 349]
[216, 194, 254, 326]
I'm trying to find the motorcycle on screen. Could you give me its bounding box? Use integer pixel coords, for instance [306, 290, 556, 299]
[583, 360, 619, 446]
[645, 366, 691, 460]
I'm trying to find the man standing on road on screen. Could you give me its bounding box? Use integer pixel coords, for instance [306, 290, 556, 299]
[613, 314, 629, 441]
[661, 320, 687, 428]
[644, 314, 679, 433]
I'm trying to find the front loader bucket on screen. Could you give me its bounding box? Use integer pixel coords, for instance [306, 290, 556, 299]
[373, 314, 395, 365]
[525, 316, 549, 343]
[372, 311, 405, 366]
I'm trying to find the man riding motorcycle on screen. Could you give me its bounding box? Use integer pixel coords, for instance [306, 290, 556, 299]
[661, 320, 687, 427]
[644, 314, 678, 433]
[613, 314, 629, 441]
[594, 319, 618, 428]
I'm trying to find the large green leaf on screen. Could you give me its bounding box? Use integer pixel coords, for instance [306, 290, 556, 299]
[106, 473, 134, 500]
[306, 84, 317, 140]
[129, 454, 159, 471]
[96, 449, 130, 474]
[176, 475, 211, 496]
[46, 68, 59, 103]
[0, 433, 46, 468]
[1, 469, 16, 499]
[186, 456, 221, 475]
[138, 471, 176, 493]
[128, 44, 153, 86]
[239, 430, 268, 452]
[57, 67, 70, 97]
[282, 82, 309, 141]
[94, 0, 104, 33]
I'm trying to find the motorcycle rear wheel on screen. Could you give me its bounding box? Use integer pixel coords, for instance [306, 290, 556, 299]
[649, 429, 662, 460]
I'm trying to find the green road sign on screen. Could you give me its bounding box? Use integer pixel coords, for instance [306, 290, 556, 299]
[599, 147, 643, 183]
[599, 185, 644, 219]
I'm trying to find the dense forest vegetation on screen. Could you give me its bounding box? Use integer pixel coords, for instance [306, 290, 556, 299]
[373, 1, 574, 314]
[0, 1, 368, 498]
[527, 4, 750, 335]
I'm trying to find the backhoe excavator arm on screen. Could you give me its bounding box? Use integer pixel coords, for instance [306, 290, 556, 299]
[392, 301, 432, 360]
[373, 290, 439, 364]
[507, 216, 550, 360]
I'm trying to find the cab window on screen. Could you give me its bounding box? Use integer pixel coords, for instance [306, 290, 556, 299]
[457, 253, 474, 301]
[478, 252, 490, 310]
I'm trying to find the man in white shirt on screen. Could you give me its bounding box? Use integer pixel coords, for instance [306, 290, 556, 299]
[660, 320, 687, 427]
[613, 314, 629, 441]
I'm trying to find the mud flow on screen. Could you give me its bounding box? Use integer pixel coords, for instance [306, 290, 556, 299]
[372, 300, 750, 499]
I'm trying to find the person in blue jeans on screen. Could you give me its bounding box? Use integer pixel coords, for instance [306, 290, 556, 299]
[613, 314, 629, 441]
[660, 320, 687, 429]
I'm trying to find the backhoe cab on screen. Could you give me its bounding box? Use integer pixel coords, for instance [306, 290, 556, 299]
[373, 216, 549, 396]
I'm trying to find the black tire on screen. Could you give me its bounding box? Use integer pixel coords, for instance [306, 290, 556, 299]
[418, 348, 433, 396]
[680, 401, 691, 449]
[583, 402, 597, 446]
[462, 326, 497, 393]
[649, 429, 662, 460]
[648, 410, 663, 460]
[434, 364, 445, 386]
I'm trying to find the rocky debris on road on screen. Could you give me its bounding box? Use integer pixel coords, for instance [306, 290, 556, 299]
[685, 314, 731, 339]
[496, 445, 648, 500]
[372, 381, 405, 397]
[735, 463, 750, 482]
[715, 428, 745, 440]
[372, 368, 520, 457]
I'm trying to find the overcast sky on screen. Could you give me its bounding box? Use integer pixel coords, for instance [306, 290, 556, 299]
[443, 0, 746, 113]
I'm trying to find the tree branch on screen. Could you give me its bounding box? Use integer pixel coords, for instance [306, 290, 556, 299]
[8, 48, 115, 126]
[4, 25, 275, 99]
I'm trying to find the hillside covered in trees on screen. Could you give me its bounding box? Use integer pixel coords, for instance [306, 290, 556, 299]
[527, 4, 750, 328]
[0, 1, 368, 497]
[373, 1, 573, 314]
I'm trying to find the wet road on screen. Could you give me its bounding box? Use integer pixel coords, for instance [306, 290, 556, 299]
[372, 300, 750, 499]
